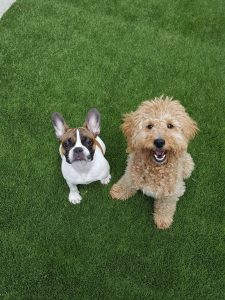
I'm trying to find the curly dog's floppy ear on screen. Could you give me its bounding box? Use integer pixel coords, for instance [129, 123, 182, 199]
[122, 112, 135, 138]
[182, 113, 199, 141]
[121, 112, 136, 151]
[171, 100, 198, 141]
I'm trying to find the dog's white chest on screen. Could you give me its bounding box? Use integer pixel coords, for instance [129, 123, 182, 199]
[142, 187, 156, 199]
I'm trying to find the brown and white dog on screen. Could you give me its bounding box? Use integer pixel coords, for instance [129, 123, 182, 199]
[52, 109, 111, 204]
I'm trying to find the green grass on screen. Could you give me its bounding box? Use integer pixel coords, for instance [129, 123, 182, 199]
[1, 0, 225, 298]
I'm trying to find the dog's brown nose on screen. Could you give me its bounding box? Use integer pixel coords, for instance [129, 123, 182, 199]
[154, 138, 165, 148]
[74, 147, 83, 153]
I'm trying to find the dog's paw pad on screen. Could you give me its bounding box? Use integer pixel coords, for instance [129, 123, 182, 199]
[69, 193, 82, 204]
[101, 174, 111, 185]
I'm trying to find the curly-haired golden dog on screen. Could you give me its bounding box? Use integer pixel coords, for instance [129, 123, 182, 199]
[110, 96, 198, 229]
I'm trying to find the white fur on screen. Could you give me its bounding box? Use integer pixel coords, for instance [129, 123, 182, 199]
[60, 136, 110, 204]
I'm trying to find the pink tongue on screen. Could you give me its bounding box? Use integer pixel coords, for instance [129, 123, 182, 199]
[156, 150, 164, 157]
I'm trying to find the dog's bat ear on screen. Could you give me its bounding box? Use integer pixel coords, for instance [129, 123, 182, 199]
[52, 112, 68, 140]
[84, 108, 100, 136]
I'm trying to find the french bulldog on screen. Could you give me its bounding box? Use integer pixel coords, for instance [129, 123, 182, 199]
[52, 108, 111, 204]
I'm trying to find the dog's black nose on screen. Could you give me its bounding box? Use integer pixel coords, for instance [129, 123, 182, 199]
[154, 138, 165, 148]
[74, 147, 83, 153]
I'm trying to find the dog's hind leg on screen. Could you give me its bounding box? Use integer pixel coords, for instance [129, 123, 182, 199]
[182, 153, 195, 179]
[153, 197, 178, 229]
[110, 172, 137, 200]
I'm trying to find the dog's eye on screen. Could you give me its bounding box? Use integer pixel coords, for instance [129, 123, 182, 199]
[147, 124, 153, 129]
[167, 123, 174, 129]
[82, 137, 93, 146]
[87, 139, 93, 146]
[83, 137, 93, 146]
[63, 138, 72, 148]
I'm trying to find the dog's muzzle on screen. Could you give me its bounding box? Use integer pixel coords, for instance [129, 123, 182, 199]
[152, 139, 167, 164]
[153, 149, 166, 163]
[73, 147, 86, 161]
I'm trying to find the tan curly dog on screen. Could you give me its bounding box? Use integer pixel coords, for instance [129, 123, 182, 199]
[110, 96, 198, 229]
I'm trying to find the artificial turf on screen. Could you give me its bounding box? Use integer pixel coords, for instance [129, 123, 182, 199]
[0, 0, 225, 298]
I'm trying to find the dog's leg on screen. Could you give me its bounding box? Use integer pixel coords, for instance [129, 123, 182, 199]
[153, 197, 178, 229]
[110, 172, 137, 200]
[66, 181, 82, 204]
[182, 153, 195, 179]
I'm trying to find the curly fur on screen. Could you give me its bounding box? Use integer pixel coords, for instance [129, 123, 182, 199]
[110, 96, 198, 229]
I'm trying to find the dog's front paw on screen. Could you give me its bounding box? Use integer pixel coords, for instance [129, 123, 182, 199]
[101, 174, 111, 185]
[69, 192, 82, 204]
[110, 183, 135, 200]
[154, 215, 173, 230]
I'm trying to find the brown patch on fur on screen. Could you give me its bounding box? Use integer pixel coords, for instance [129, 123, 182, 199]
[110, 96, 198, 229]
[60, 128, 76, 156]
[83, 122, 97, 137]
[60, 127, 103, 156]
[79, 127, 103, 154]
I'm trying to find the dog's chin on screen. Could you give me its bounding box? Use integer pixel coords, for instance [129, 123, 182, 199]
[66, 155, 92, 164]
[152, 149, 167, 165]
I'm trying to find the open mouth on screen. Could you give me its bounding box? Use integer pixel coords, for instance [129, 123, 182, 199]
[153, 149, 167, 164]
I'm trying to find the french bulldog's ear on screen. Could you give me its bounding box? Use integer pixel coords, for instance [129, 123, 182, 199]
[85, 108, 100, 136]
[52, 112, 67, 140]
